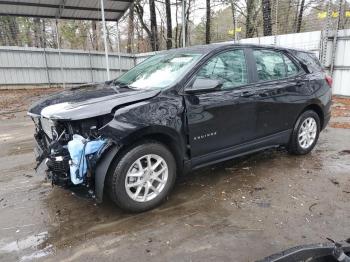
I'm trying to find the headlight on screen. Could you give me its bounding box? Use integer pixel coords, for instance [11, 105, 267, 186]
[40, 117, 56, 140]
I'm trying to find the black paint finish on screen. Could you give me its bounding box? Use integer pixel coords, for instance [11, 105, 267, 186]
[28, 43, 332, 202]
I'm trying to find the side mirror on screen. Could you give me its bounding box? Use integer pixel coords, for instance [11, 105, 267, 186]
[185, 78, 223, 94]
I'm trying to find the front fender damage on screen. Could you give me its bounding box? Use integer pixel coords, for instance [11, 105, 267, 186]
[94, 144, 120, 203]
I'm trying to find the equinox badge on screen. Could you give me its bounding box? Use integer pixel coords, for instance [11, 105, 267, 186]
[193, 131, 217, 141]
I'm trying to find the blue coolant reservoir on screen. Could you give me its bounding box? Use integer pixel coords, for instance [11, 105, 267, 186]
[67, 134, 105, 185]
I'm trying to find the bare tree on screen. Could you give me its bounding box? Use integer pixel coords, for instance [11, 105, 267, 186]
[149, 0, 159, 50]
[91, 21, 99, 50]
[33, 18, 43, 47]
[261, 0, 272, 36]
[175, 0, 179, 47]
[165, 0, 172, 49]
[296, 0, 305, 33]
[206, 0, 211, 44]
[229, 0, 237, 38]
[246, 0, 255, 38]
[127, 3, 135, 53]
[135, 0, 159, 51]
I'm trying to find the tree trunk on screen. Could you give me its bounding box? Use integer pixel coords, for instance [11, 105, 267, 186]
[9, 17, 19, 46]
[205, 0, 211, 44]
[296, 0, 305, 33]
[283, 0, 292, 34]
[42, 19, 46, 48]
[185, 0, 191, 45]
[165, 0, 172, 49]
[230, 0, 236, 39]
[246, 0, 255, 38]
[293, 0, 300, 32]
[127, 3, 135, 53]
[175, 0, 179, 48]
[135, 1, 153, 51]
[178, 26, 182, 47]
[261, 0, 272, 36]
[149, 0, 159, 51]
[106, 26, 114, 52]
[92, 21, 99, 50]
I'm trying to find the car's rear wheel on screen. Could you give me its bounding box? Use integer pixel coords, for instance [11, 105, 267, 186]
[107, 141, 176, 212]
[288, 110, 320, 155]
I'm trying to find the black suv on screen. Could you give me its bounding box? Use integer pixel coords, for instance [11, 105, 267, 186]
[28, 44, 332, 212]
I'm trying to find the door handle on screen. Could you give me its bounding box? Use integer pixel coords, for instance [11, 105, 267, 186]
[240, 90, 255, 97]
[296, 81, 304, 87]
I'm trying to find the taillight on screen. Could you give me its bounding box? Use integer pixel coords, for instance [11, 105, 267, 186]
[325, 75, 333, 87]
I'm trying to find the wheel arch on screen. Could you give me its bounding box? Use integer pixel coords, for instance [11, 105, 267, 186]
[300, 104, 324, 129]
[118, 126, 186, 175]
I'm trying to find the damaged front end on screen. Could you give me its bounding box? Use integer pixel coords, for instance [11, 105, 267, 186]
[27, 83, 162, 201]
[30, 112, 114, 197]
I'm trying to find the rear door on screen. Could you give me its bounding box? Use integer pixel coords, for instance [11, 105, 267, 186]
[249, 48, 307, 138]
[184, 48, 257, 158]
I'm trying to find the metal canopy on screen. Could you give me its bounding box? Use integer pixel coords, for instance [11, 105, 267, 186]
[0, 0, 130, 83]
[0, 0, 131, 21]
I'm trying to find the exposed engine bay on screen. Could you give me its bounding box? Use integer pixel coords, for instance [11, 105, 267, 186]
[32, 114, 113, 191]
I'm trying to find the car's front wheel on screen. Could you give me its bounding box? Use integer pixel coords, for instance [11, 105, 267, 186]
[107, 141, 176, 212]
[288, 110, 321, 155]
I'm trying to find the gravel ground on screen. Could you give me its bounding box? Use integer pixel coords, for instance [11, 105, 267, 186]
[0, 89, 349, 262]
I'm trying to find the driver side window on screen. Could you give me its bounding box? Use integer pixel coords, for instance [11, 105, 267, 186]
[196, 49, 248, 90]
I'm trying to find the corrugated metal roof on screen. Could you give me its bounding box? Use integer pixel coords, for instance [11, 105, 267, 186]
[0, 0, 130, 21]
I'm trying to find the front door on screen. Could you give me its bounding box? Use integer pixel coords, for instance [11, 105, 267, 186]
[184, 49, 257, 158]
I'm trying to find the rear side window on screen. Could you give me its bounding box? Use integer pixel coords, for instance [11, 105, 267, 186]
[284, 55, 299, 76]
[253, 49, 299, 81]
[292, 51, 322, 73]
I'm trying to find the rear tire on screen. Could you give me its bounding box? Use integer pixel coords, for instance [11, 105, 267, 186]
[288, 110, 320, 155]
[107, 141, 176, 212]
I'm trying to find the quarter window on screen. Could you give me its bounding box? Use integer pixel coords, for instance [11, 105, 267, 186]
[284, 55, 299, 76]
[195, 49, 248, 89]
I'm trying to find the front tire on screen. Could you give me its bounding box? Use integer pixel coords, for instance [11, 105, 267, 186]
[288, 110, 320, 155]
[107, 141, 176, 212]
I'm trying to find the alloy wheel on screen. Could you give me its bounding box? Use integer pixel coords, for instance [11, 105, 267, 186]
[298, 117, 317, 149]
[125, 154, 168, 202]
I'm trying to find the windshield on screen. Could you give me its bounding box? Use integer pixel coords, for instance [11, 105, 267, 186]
[115, 52, 202, 90]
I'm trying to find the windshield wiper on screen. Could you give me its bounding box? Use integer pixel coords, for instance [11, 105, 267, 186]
[111, 80, 132, 91]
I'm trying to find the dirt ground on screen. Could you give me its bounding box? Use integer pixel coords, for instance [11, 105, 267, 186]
[0, 89, 350, 262]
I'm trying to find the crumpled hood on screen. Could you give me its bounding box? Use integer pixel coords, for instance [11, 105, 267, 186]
[28, 83, 160, 120]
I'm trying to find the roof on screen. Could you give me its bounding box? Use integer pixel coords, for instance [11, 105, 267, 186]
[0, 0, 131, 21]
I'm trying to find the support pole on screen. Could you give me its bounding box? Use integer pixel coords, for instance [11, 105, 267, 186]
[182, 0, 186, 47]
[321, 0, 332, 66]
[88, 49, 94, 82]
[116, 21, 122, 75]
[55, 19, 65, 89]
[100, 0, 110, 80]
[42, 19, 51, 88]
[330, 0, 343, 76]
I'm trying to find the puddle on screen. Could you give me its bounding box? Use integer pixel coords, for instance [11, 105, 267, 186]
[0, 232, 48, 252]
[20, 245, 53, 262]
